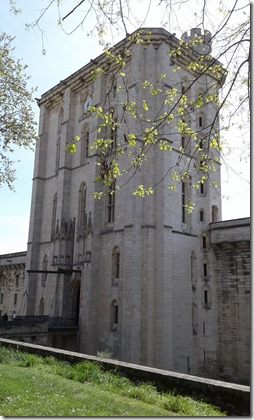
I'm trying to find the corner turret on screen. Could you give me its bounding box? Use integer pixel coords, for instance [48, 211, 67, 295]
[181, 28, 212, 55]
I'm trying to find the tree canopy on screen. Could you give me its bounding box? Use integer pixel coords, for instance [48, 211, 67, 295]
[0, 32, 37, 190]
[9, 0, 249, 202]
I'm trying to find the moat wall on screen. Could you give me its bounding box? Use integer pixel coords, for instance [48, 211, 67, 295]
[0, 338, 250, 416]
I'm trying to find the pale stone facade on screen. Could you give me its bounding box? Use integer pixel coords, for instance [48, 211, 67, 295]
[0, 28, 250, 384]
[0, 252, 27, 319]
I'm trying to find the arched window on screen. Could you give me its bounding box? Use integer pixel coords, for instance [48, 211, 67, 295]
[110, 300, 118, 330]
[112, 246, 120, 281]
[56, 108, 63, 173]
[42, 255, 48, 287]
[107, 182, 115, 223]
[51, 193, 57, 239]
[78, 182, 87, 227]
[81, 125, 90, 163]
[202, 233, 207, 249]
[199, 209, 204, 222]
[181, 180, 190, 224]
[56, 136, 61, 173]
[212, 205, 218, 222]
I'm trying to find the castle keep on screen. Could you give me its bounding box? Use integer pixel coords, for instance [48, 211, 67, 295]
[0, 28, 250, 384]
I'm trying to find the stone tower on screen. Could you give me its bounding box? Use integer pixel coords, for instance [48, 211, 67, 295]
[25, 28, 224, 377]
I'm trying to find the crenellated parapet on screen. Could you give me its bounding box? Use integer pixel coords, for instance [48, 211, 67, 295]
[181, 28, 212, 55]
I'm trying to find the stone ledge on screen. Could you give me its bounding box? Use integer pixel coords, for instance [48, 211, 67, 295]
[0, 338, 250, 416]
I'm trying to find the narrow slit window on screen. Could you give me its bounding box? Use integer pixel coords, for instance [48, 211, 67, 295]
[204, 290, 208, 305]
[202, 235, 207, 249]
[200, 210, 204, 222]
[182, 182, 186, 223]
[107, 182, 115, 223]
[203, 263, 207, 277]
[15, 274, 19, 286]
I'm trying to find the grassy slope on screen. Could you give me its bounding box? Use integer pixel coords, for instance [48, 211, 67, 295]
[0, 347, 226, 416]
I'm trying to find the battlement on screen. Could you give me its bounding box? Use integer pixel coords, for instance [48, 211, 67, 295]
[181, 28, 212, 54]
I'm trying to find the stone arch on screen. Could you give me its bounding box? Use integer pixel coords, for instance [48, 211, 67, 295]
[69, 277, 81, 322]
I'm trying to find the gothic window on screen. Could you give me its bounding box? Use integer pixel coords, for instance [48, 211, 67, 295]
[81, 125, 90, 163]
[110, 300, 118, 330]
[211, 205, 218, 222]
[56, 136, 61, 173]
[51, 193, 57, 239]
[78, 182, 87, 228]
[112, 246, 120, 280]
[107, 182, 115, 223]
[56, 108, 63, 173]
[42, 255, 48, 287]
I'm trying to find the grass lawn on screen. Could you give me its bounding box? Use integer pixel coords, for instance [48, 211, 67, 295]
[0, 346, 227, 416]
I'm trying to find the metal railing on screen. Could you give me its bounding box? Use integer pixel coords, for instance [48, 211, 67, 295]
[0, 315, 78, 329]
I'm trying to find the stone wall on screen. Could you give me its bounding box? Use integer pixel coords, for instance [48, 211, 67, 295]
[210, 218, 250, 385]
[0, 252, 27, 318]
[0, 338, 250, 416]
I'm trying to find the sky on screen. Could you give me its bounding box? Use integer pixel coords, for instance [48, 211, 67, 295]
[0, 0, 250, 254]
